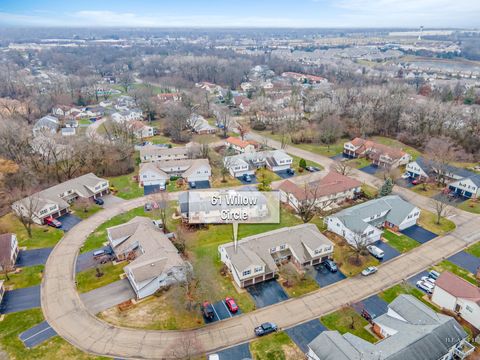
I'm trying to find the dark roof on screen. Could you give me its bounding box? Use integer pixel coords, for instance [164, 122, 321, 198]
[415, 157, 475, 179]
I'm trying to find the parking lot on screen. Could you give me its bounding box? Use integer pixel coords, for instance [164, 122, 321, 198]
[446, 251, 480, 274]
[400, 225, 437, 244]
[203, 299, 243, 324]
[57, 213, 82, 232]
[307, 263, 347, 288]
[214, 343, 251, 360]
[19, 321, 57, 348]
[246, 280, 289, 308]
[372, 240, 400, 262]
[352, 294, 389, 320]
[0, 285, 40, 314]
[16, 247, 52, 267]
[359, 164, 379, 175]
[285, 319, 326, 352]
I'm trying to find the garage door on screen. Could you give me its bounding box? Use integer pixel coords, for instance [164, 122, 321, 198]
[243, 279, 254, 287]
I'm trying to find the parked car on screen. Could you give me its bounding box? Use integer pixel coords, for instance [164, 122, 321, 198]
[225, 297, 239, 313]
[242, 174, 252, 182]
[144, 202, 152, 212]
[286, 168, 295, 175]
[361, 266, 378, 276]
[93, 248, 113, 258]
[306, 166, 315, 172]
[411, 179, 421, 185]
[367, 245, 384, 260]
[45, 217, 62, 228]
[416, 280, 434, 294]
[94, 197, 104, 206]
[323, 259, 338, 273]
[202, 301, 215, 319]
[208, 355, 219, 360]
[428, 270, 441, 280]
[159, 184, 166, 191]
[190, 181, 197, 189]
[421, 276, 436, 285]
[254, 322, 278, 336]
[401, 172, 410, 179]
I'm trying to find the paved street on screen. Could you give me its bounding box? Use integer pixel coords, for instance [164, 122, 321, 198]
[40, 137, 480, 359]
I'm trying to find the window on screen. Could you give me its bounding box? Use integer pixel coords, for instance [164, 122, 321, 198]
[314, 249, 321, 255]
[254, 266, 263, 273]
[242, 270, 251, 277]
[279, 244, 286, 250]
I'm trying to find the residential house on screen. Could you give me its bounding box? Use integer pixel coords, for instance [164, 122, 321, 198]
[52, 105, 74, 117]
[281, 72, 328, 84]
[140, 145, 198, 163]
[224, 150, 293, 177]
[195, 81, 221, 94]
[432, 271, 480, 330]
[178, 190, 269, 224]
[12, 173, 109, 225]
[107, 217, 189, 299]
[129, 121, 154, 139]
[33, 115, 59, 137]
[188, 114, 217, 135]
[139, 159, 211, 187]
[0, 233, 19, 272]
[224, 136, 258, 154]
[219, 224, 334, 288]
[326, 195, 420, 246]
[278, 171, 362, 211]
[111, 109, 143, 123]
[307, 295, 474, 360]
[343, 138, 411, 168]
[448, 174, 480, 199]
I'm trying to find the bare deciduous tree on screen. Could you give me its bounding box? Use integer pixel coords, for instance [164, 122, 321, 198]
[431, 195, 454, 225]
[331, 161, 353, 176]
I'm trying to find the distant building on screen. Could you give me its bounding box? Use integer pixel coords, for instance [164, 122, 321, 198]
[307, 295, 474, 360]
[139, 145, 195, 163]
[224, 150, 293, 177]
[139, 159, 211, 187]
[33, 115, 59, 137]
[343, 138, 411, 169]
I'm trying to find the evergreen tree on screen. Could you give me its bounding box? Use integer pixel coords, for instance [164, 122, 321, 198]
[379, 178, 394, 197]
[299, 158, 307, 169]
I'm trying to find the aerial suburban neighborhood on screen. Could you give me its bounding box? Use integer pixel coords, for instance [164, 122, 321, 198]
[0, 2, 479, 360]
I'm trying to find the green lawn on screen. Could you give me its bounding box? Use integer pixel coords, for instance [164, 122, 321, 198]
[0, 213, 63, 249]
[76, 262, 126, 293]
[81, 204, 179, 253]
[466, 243, 480, 258]
[432, 261, 478, 285]
[378, 282, 438, 310]
[0, 309, 107, 360]
[418, 210, 455, 235]
[149, 134, 173, 145]
[411, 184, 442, 198]
[382, 230, 420, 253]
[0, 265, 44, 289]
[78, 118, 92, 126]
[250, 331, 303, 360]
[345, 157, 371, 169]
[458, 199, 480, 214]
[361, 184, 378, 199]
[321, 307, 377, 343]
[107, 170, 143, 200]
[288, 153, 323, 172]
[70, 203, 103, 219]
[278, 264, 320, 297]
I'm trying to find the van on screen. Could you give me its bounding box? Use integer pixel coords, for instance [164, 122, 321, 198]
[367, 245, 384, 259]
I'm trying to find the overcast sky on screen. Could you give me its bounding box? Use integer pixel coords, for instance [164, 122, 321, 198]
[0, 0, 478, 28]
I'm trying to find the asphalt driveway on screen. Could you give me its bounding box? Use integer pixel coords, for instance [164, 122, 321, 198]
[16, 248, 53, 267]
[406, 271, 430, 290]
[19, 321, 57, 348]
[372, 240, 400, 262]
[58, 213, 82, 232]
[203, 300, 242, 324]
[401, 225, 437, 244]
[80, 278, 135, 314]
[236, 175, 258, 184]
[275, 170, 295, 179]
[447, 251, 480, 274]
[352, 294, 389, 320]
[307, 264, 347, 287]
[75, 246, 111, 273]
[359, 164, 378, 175]
[285, 319, 326, 352]
[214, 343, 252, 360]
[246, 280, 289, 308]
[144, 185, 160, 195]
[189, 180, 211, 189]
[0, 285, 41, 314]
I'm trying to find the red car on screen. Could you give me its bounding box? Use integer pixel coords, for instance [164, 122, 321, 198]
[45, 217, 62, 228]
[225, 297, 239, 313]
[411, 179, 421, 185]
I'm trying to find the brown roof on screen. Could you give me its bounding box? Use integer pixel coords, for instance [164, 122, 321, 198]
[436, 271, 480, 304]
[279, 171, 362, 201]
[225, 137, 255, 149]
[0, 233, 15, 265]
[349, 138, 407, 160]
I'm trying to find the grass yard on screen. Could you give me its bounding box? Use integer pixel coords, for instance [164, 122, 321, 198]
[466, 243, 480, 258]
[81, 204, 179, 253]
[98, 286, 203, 330]
[0, 265, 44, 289]
[321, 307, 378, 343]
[411, 183, 443, 198]
[382, 230, 420, 253]
[0, 213, 63, 249]
[361, 184, 378, 199]
[249, 331, 304, 360]
[345, 157, 371, 169]
[149, 134, 173, 145]
[70, 203, 103, 219]
[458, 199, 480, 214]
[278, 263, 320, 298]
[78, 118, 92, 126]
[288, 153, 323, 172]
[76, 262, 126, 293]
[431, 261, 478, 285]
[0, 309, 107, 360]
[418, 210, 455, 235]
[107, 169, 143, 200]
[378, 282, 438, 311]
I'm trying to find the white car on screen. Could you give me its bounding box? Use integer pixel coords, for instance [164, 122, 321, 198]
[367, 245, 385, 259]
[416, 280, 434, 294]
[401, 172, 410, 179]
[361, 266, 378, 276]
[421, 276, 436, 285]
